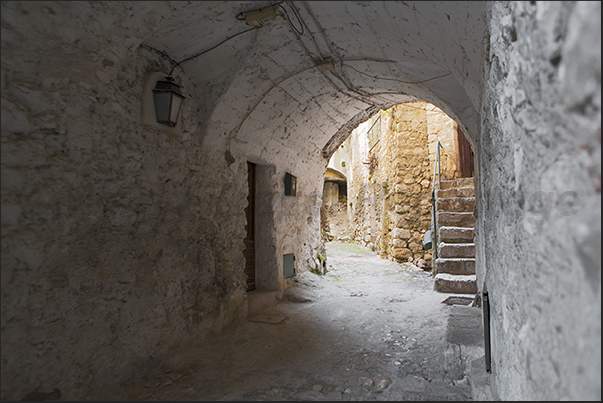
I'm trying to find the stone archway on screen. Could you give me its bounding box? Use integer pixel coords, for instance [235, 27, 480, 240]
[1, 2, 599, 401]
[321, 167, 349, 241]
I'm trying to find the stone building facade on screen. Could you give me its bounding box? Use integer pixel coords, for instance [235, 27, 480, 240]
[326, 102, 461, 267]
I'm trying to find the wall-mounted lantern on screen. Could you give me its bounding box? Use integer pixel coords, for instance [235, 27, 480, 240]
[152, 76, 185, 127]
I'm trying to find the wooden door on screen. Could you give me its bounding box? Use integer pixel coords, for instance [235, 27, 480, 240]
[244, 162, 256, 291]
[457, 127, 475, 178]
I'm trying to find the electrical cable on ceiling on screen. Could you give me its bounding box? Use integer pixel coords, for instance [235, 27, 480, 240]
[298, 2, 417, 105]
[278, 0, 327, 63]
[292, 1, 392, 107]
[275, 1, 376, 107]
[169, 26, 260, 75]
[140, 44, 180, 71]
[343, 63, 451, 85]
[300, 1, 339, 61]
[166, 2, 288, 75]
[276, 2, 304, 35]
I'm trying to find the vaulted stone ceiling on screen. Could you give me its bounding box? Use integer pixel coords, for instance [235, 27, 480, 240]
[140, 1, 487, 163]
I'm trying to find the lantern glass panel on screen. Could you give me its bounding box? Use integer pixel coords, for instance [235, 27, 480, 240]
[170, 94, 184, 124]
[153, 91, 173, 125]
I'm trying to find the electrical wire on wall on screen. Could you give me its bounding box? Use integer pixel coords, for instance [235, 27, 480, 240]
[142, 1, 456, 158]
[168, 26, 260, 75]
[141, 24, 262, 77]
[289, 1, 409, 108]
[290, 1, 453, 107]
[278, 1, 385, 108]
[274, 1, 304, 35]
[343, 63, 451, 85]
[299, 1, 339, 61]
[153, 2, 294, 75]
[298, 1, 389, 104]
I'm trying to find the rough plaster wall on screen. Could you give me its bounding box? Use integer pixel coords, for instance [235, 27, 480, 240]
[1, 1, 491, 399]
[1, 2, 248, 399]
[254, 164, 280, 291]
[180, 1, 489, 290]
[479, 2, 601, 400]
[151, 0, 488, 297]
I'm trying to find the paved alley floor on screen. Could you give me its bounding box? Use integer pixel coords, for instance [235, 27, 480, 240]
[115, 241, 475, 401]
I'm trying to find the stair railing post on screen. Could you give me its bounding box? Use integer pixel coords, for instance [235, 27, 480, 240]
[431, 141, 443, 267]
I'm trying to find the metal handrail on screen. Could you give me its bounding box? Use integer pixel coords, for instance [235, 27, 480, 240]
[431, 141, 443, 265]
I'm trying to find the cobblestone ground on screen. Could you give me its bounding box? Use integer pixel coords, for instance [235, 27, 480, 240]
[114, 241, 472, 401]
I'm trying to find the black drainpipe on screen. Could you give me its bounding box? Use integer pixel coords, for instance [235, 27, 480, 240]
[483, 288, 492, 373]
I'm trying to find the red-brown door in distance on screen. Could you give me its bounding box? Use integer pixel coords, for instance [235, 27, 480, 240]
[244, 162, 256, 291]
[457, 127, 475, 178]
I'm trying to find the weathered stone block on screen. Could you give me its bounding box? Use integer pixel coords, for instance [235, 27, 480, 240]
[392, 228, 411, 239]
[408, 242, 423, 253]
[436, 197, 475, 213]
[437, 212, 476, 227]
[438, 243, 475, 258]
[440, 178, 475, 189]
[434, 273, 477, 294]
[439, 226, 475, 243]
[392, 239, 406, 248]
[435, 258, 476, 275]
[393, 215, 406, 227]
[394, 204, 410, 213]
[436, 187, 475, 198]
[394, 184, 408, 193]
[392, 247, 412, 260]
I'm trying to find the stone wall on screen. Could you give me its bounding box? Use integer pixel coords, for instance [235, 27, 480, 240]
[478, 2, 601, 400]
[2, 2, 599, 401]
[0, 2, 251, 399]
[320, 177, 349, 241]
[427, 105, 460, 180]
[340, 102, 458, 266]
[1, 3, 332, 399]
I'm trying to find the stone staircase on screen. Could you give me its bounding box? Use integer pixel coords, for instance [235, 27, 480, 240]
[433, 177, 477, 294]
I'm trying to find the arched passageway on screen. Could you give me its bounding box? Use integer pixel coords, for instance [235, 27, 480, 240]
[109, 241, 482, 401]
[1, 1, 600, 401]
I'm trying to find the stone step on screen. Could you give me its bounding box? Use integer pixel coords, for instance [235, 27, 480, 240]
[437, 212, 475, 228]
[438, 243, 475, 259]
[436, 197, 475, 213]
[436, 187, 475, 198]
[247, 290, 278, 317]
[435, 258, 475, 275]
[440, 177, 475, 190]
[434, 273, 477, 294]
[439, 226, 474, 243]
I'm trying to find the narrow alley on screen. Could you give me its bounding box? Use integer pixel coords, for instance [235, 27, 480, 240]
[110, 241, 482, 401]
[2, 2, 600, 401]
